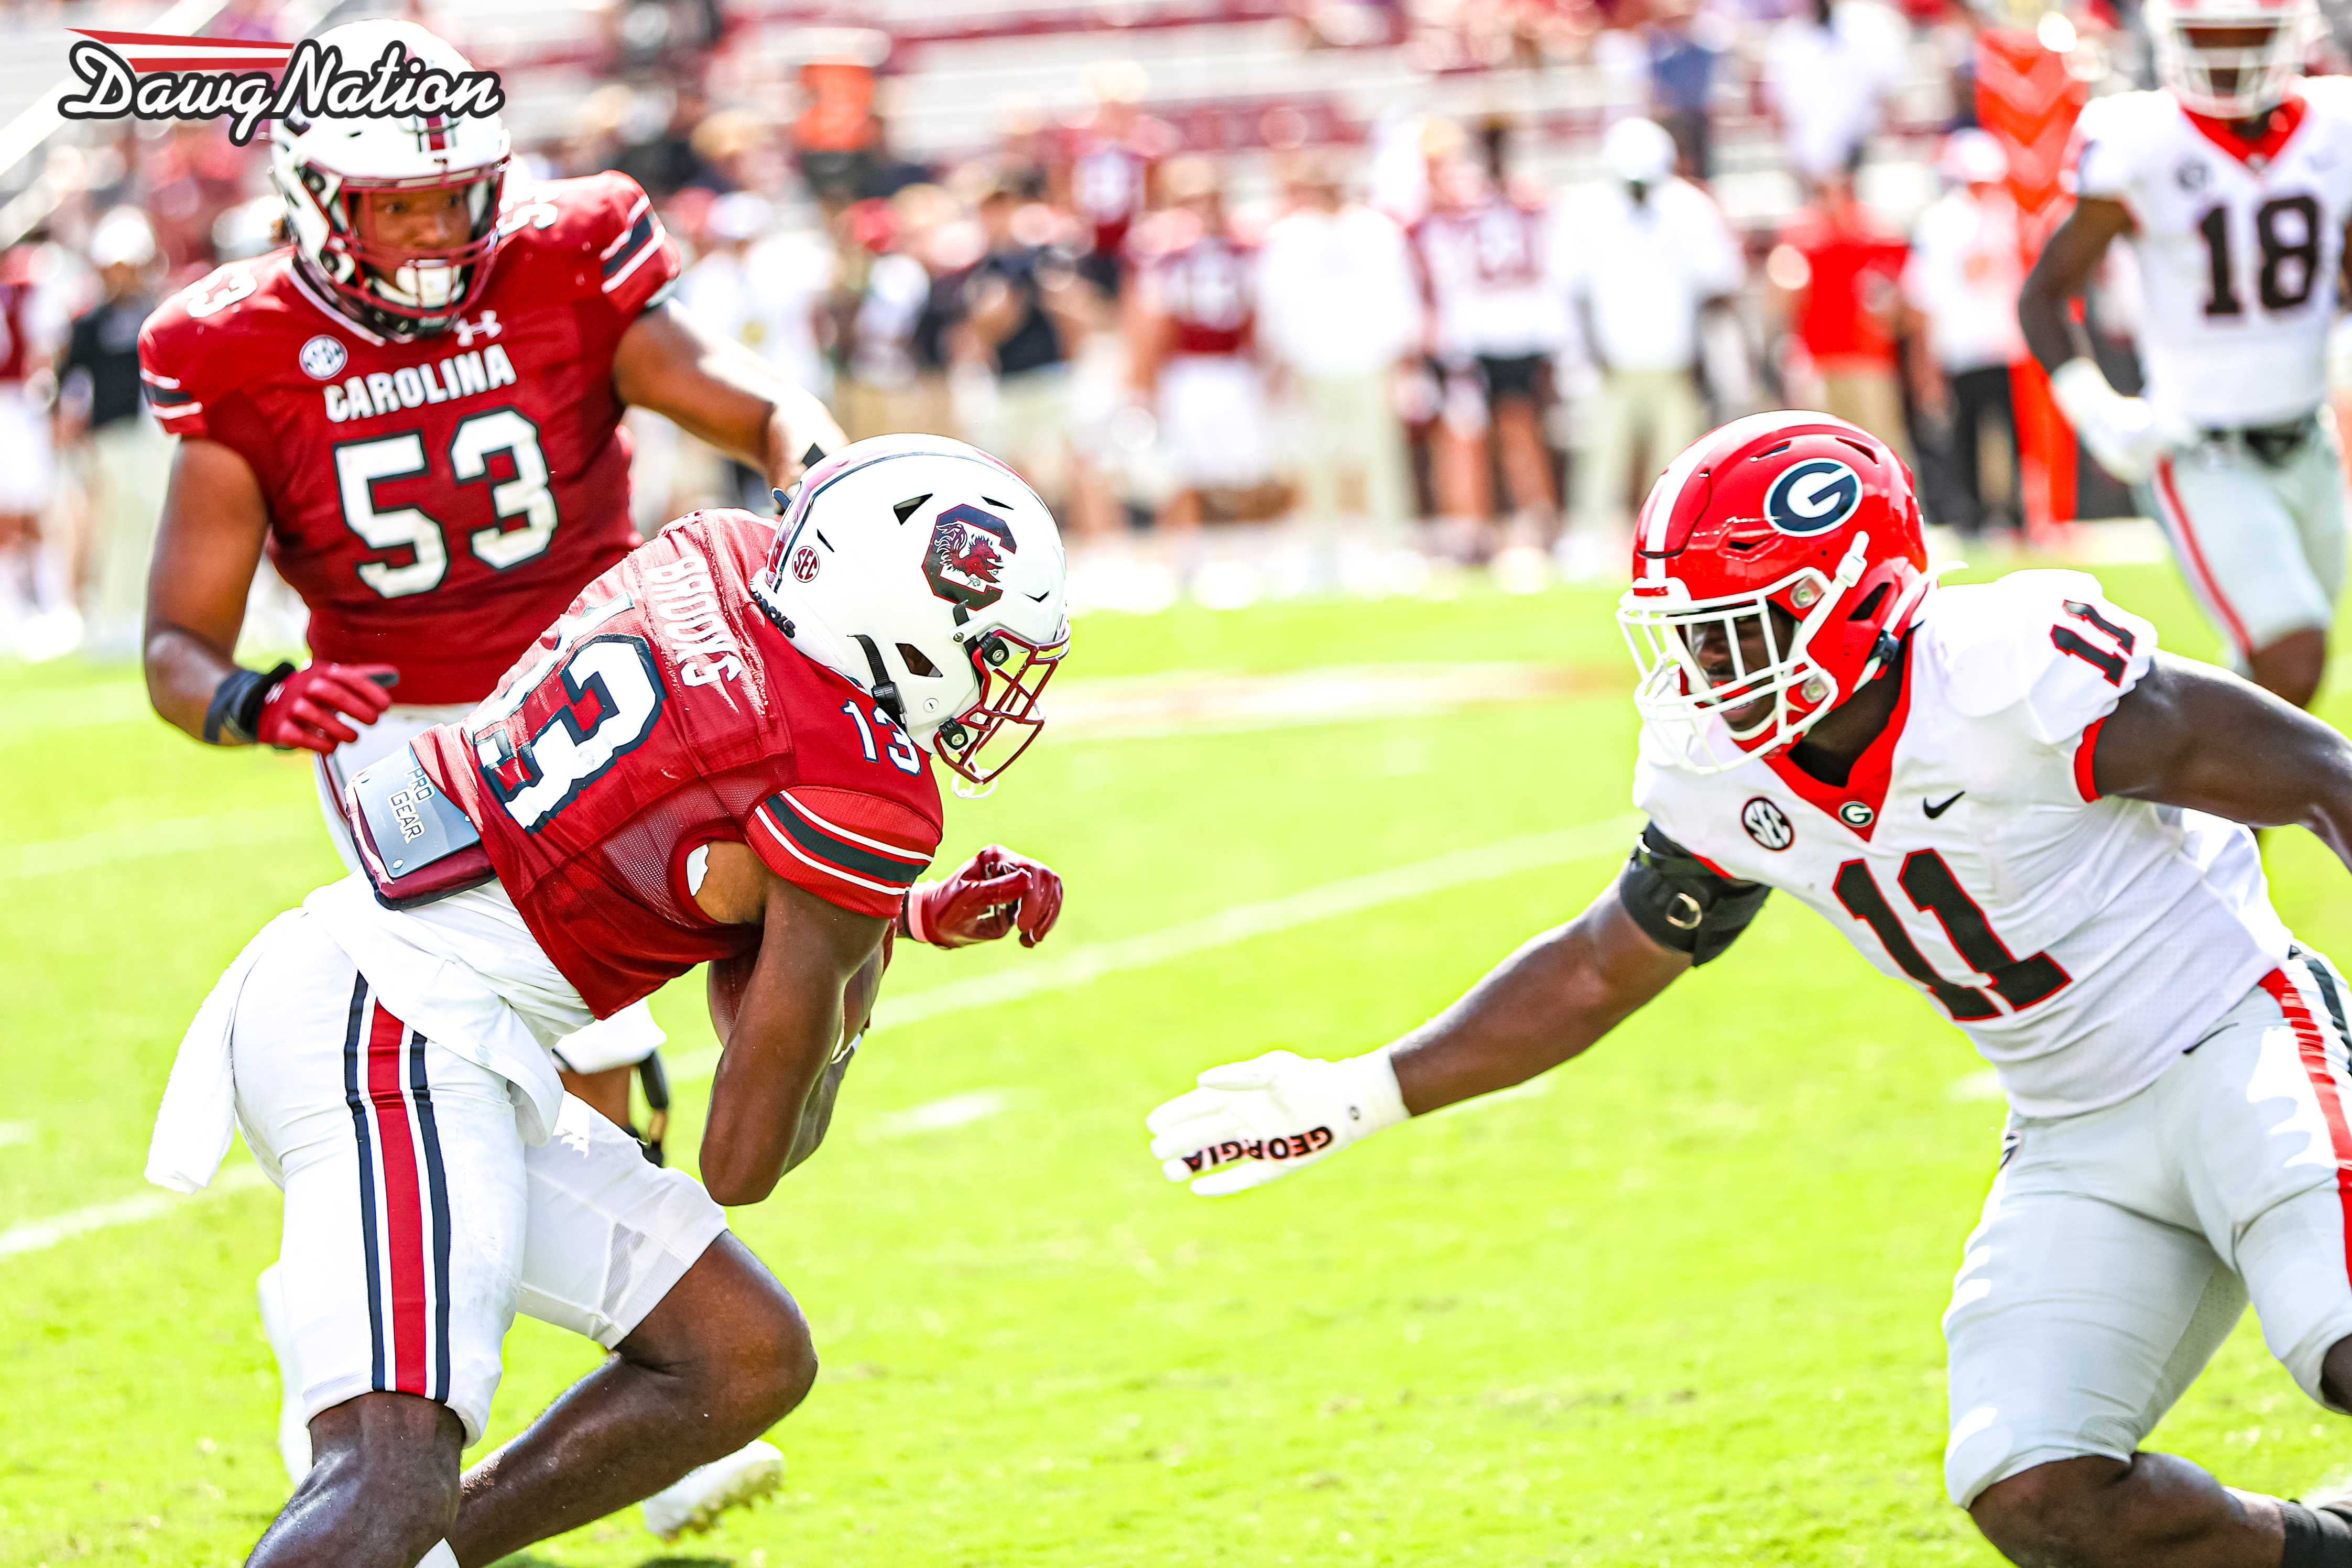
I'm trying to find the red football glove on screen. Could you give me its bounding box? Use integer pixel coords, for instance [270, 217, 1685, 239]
[256, 663, 399, 753]
[901, 845, 1064, 950]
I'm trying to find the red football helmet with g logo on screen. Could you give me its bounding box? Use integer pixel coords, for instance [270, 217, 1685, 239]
[1616, 411, 1935, 771]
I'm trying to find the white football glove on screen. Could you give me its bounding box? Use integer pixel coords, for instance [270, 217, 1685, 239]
[1146, 1048, 1409, 1196]
[2049, 357, 2198, 485]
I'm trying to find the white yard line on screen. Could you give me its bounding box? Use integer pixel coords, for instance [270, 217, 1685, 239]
[0, 808, 315, 883]
[863, 1090, 1012, 1140]
[0, 1163, 267, 1262]
[667, 813, 1641, 1086]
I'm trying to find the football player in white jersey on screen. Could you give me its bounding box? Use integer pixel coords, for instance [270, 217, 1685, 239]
[2020, 0, 2347, 711]
[1146, 410, 2352, 1567]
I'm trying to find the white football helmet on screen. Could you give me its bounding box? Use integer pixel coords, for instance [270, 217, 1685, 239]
[2148, 0, 2317, 120]
[751, 435, 1071, 795]
[270, 19, 510, 339]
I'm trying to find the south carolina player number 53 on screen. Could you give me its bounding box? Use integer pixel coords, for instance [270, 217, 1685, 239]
[336, 407, 559, 598]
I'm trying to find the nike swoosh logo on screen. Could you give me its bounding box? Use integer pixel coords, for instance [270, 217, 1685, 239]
[1924, 791, 1964, 819]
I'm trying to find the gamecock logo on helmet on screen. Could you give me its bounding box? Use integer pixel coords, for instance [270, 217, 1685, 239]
[924, 502, 1017, 609]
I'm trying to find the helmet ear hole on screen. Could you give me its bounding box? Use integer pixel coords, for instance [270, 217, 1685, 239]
[896, 642, 940, 678]
[1847, 582, 1892, 622]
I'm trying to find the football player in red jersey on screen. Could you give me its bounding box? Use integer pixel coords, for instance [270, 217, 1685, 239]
[1146, 411, 2352, 1568]
[138, 17, 842, 1125]
[135, 16, 845, 1533]
[146, 434, 1071, 1568]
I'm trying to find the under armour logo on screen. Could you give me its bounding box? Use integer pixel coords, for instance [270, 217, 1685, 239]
[452, 310, 502, 346]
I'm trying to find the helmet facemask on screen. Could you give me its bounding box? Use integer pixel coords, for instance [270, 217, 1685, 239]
[933, 624, 1069, 796]
[285, 159, 507, 339]
[2150, 0, 2313, 119]
[1620, 562, 1852, 772]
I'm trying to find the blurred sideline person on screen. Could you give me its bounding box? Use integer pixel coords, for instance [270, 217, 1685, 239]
[0, 238, 68, 656]
[1556, 117, 1744, 580]
[62, 206, 167, 660]
[1770, 171, 1912, 460]
[676, 191, 837, 513]
[1152, 409, 2352, 1568]
[1255, 157, 1419, 584]
[147, 437, 1072, 1568]
[2020, 0, 2347, 709]
[1903, 130, 2027, 539]
[1130, 158, 1273, 590]
[1410, 151, 1568, 575]
[135, 18, 841, 1536]
[961, 178, 1093, 520]
[1762, 0, 1908, 182]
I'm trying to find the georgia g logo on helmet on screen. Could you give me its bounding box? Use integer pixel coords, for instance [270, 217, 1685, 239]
[925, 503, 1017, 611]
[1762, 459, 1863, 536]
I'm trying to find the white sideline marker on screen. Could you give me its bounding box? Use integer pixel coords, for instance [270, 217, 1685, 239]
[0, 1164, 266, 1261]
[667, 812, 1643, 1086]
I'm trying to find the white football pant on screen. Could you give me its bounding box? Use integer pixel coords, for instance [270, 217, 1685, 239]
[1944, 952, 2352, 1507]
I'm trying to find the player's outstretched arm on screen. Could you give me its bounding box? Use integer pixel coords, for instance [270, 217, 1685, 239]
[2092, 652, 2352, 866]
[612, 300, 846, 493]
[700, 860, 890, 1206]
[1146, 880, 1694, 1196]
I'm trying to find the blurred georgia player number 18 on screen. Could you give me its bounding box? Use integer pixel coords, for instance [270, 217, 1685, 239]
[57, 32, 504, 147]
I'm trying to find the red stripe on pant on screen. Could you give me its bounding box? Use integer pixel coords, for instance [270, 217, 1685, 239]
[2260, 967, 2352, 1282]
[365, 1001, 431, 1398]
[2153, 456, 2257, 658]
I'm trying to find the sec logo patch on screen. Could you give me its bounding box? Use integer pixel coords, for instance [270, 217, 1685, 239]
[790, 545, 821, 583]
[1763, 459, 1861, 536]
[299, 335, 348, 380]
[1741, 797, 1794, 850]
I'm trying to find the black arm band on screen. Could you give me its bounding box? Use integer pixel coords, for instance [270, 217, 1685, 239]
[201, 660, 294, 745]
[1616, 824, 1771, 966]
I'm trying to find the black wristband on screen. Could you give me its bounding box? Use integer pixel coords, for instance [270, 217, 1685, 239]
[202, 660, 295, 745]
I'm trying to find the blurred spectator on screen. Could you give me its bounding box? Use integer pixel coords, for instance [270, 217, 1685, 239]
[0, 244, 67, 656]
[1646, 0, 1727, 178]
[1409, 151, 1567, 574]
[1558, 119, 1746, 578]
[1902, 129, 2026, 537]
[62, 207, 165, 660]
[1130, 158, 1272, 559]
[1770, 172, 1912, 459]
[676, 192, 836, 511]
[1763, 0, 1909, 182]
[793, 53, 884, 210]
[837, 187, 968, 444]
[961, 182, 1094, 516]
[1054, 60, 1178, 300]
[1257, 158, 1419, 571]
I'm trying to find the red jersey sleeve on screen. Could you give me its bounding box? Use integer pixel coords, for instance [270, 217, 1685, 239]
[560, 170, 682, 322]
[747, 786, 940, 919]
[138, 260, 265, 441]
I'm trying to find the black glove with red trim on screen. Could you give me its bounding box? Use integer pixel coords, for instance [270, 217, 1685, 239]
[899, 845, 1064, 949]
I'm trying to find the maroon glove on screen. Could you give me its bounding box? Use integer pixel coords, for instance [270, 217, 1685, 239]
[254, 662, 400, 753]
[901, 845, 1064, 950]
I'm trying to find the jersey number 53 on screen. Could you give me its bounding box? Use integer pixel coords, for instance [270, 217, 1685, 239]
[336, 408, 560, 598]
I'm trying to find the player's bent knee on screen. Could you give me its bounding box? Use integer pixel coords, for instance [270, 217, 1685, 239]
[1969, 1457, 2132, 1567]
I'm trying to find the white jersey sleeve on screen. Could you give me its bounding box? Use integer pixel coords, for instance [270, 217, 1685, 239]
[1930, 568, 2154, 765]
[2069, 90, 2166, 211]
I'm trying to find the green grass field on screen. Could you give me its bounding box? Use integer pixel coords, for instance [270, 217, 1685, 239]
[9, 563, 2352, 1568]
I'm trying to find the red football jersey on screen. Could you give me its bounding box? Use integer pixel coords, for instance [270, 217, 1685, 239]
[409, 509, 944, 1018]
[1141, 235, 1255, 358]
[139, 172, 681, 704]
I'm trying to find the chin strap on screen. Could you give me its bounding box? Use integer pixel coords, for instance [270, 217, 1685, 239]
[851, 634, 907, 728]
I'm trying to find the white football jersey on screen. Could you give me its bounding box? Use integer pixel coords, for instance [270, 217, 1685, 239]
[2075, 80, 2352, 427]
[1634, 571, 2291, 1116]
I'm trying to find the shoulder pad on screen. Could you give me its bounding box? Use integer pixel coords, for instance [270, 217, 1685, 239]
[2297, 75, 2352, 117]
[1925, 571, 2156, 740]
